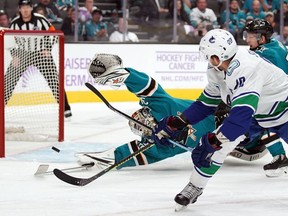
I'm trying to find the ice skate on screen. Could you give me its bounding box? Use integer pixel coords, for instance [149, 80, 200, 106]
[75, 148, 115, 170]
[174, 182, 203, 211]
[264, 154, 288, 177]
[64, 110, 72, 118]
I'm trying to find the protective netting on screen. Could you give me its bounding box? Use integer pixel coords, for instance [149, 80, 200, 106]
[3, 33, 61, 141]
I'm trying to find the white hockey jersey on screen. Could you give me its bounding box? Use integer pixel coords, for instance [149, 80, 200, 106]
[203, 47, 288, 128]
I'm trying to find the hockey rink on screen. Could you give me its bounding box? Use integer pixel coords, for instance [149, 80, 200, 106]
[1, 102, 288, 216]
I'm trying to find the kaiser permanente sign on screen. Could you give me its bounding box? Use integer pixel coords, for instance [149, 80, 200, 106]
[64, 44, 209, 102]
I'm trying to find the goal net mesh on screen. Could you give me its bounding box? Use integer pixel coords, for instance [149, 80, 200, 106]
[2, 32, 64, 143]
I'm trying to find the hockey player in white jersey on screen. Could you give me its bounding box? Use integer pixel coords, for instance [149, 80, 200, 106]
[153, 29, 288, 210]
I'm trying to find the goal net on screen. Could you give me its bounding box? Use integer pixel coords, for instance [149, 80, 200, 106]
[0, 29, 64, 157]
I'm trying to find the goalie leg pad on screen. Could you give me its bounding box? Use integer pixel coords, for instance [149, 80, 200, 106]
[75, 148, 115, 170]
[229, 145, 268, 161]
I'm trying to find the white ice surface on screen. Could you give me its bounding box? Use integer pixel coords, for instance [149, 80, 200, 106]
[1, 102, 288, 216]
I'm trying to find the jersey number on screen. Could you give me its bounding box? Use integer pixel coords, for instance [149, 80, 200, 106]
[226, 95, 231, 107]
[234, 77, 245, 90]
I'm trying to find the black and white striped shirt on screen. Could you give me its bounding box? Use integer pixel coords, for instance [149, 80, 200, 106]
[9, 13, 57, 52]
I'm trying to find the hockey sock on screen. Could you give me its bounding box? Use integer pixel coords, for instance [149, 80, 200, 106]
[266, 141, 286, 157]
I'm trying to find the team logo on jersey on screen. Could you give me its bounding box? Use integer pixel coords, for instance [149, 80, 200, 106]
[188, 125, 197, 141]
[226, 59, 240, 76]
[209, 36, 215, 43]
[140, 98, 149, 106]
[257, 46, 267, 53]
[175, 111, 197, 141]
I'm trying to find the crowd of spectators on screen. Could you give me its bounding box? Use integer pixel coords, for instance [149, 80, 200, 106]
[0, 0, 287, 44]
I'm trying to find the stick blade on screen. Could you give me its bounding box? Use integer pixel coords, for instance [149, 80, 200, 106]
[34, 164, 49, 176]
[53, 169, 84, 186]
[53, 168, 96, 186]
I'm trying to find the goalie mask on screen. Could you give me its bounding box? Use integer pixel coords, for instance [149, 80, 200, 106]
[88, 53, 129, 89]
[128, 107, 157, 137]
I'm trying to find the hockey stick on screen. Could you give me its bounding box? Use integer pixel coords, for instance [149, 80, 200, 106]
[53, 84, 193, 186]
[34, 162, 95, 176]
[83, 153, 114, 164]
[53, 142, 155, 186]
[84, 82, 192, 152]
[85, 83, 148, 129]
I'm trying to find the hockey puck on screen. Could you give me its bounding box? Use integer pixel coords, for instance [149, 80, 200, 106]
[51, 146, 60, 153]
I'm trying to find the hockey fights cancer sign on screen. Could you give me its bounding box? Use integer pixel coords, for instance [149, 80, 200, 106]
[63, 44, 208, 91]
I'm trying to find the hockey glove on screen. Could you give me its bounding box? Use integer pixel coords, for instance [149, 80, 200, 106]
[214, 101, 230, 128]
[152, 115, 189, 146]
[88, 53, 129, 89]
[192, 132, 222, 168]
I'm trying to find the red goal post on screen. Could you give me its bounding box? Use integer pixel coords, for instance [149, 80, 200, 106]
[0, 29, 65, 157]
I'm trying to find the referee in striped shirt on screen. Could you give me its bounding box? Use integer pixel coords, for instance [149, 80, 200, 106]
[5, 0, 72, 118]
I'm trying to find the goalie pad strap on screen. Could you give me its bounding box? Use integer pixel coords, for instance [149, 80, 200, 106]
[129, 140, 146, 166]
[229, 145, 268, 161]
[260, 132, 280, 147]
[229, 146, 268, 161]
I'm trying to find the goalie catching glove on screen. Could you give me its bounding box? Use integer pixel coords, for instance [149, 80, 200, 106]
[88, 53, 129, 89]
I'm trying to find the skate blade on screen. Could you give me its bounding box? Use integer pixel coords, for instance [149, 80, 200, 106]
[175, 204, 187, 212]
[265, 167, 288, 177]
